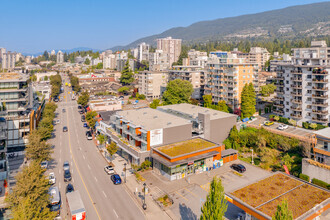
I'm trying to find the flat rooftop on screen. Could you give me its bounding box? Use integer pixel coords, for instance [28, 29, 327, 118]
[156, 138, 217, 157]
[0, 73, 29, 82]
[116, 108, 190, 131]
[314, 127, 330, 139]
[158, 103, 236, 120]
[229, 173, 330, 219]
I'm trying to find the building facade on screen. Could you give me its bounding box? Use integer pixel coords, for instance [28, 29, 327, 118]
[169, 66, 205, 100]
[56, 50, 64, 64]
[312, 127, 330, 165]
[187, 49, 208, 68]
[156, 37, 182, 66]
[138, 71, 168, 99]
[1, 52, 16, 70]
[149, 49, 170, 71]
[274, 41, 330, 126]
[137, 42, 150, 62]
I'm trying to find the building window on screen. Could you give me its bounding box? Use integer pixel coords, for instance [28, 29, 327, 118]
[307, 75, 312, 79]
[324, 142, 328, 150]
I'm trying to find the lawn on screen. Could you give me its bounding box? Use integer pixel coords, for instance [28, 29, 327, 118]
[157, 138, 216, 157]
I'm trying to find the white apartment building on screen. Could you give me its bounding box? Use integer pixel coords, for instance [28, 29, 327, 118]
[169, 66, 205, 100]
[56, 50, 64, 63]
[157, 37, 182, 66]
[270, 53, 292, 72]
[249, 47, 270, 70]
[138, 71, 168, 99]
[137, 42, 150, 62]
[274, 41, 330, 126]
[149, 49, 170, 71]
[103, 54, 116, 69]
[1, 52, 16, 70]
[188, 49, 208, 68]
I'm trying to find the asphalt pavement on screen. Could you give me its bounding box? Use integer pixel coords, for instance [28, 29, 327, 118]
[49, 75, 145, 220]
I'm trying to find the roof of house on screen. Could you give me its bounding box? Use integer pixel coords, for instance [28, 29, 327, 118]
[157, 103, 237, 120]
[99, 111, 118, 123]
[116, 108, 191, 131]
[229, 173, 330, 219]
[314, 127, 330, 139]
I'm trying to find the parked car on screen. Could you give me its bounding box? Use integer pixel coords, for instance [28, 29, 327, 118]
[264, 121, 274, 126]
[63, 161, 70, 171]
[49, 172, 56, 185]
[63, 126, 68, 132]
[230, 164, 246, 173]
[54, 97, 59, 102]
[62, 108, 66, 113]
[104, 165, 115, 175]
[277, 124, 289, 130]
[64, 170, 72, 182]
[56, 119, 60, 124]
[78, 105, 82, 110]
[83, 123, 88, 128]
[86, 131, 92, 140]
[41, 161, 48, 169]
[79, 110, 84, 114]
[81, 116, 86, 122]
[66, 184, 74, 193]
[110, 174, 122, 185]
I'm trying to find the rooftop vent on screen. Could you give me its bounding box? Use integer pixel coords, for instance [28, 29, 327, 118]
[153, 116, 158, 119]
[167, 122, 172, 125]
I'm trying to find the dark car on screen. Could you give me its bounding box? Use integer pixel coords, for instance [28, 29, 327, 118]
[86, 131, 92, 140]
[110, 174, 122, 185]
[230, 164, 246, 173]
[78, 105, 82, 110]
[64, 170, 72, 182]
[62, 108, 66, 113]
[66, 184, 74, 193]
[81, 115, 86, 122]
[54, 97, 59, 102]
[63, 126, 68, 132]
[79, 110, 84, 114]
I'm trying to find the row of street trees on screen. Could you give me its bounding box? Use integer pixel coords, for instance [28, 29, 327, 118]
[69, 75, 81, 92]
[49, 74, 62, 98]
[77, 91, 90, 107]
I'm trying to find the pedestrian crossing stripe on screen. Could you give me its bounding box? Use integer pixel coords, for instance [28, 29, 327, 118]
[200, 182, 210, 192]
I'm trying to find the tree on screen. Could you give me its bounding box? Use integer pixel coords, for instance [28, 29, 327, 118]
[77, 91, 90, 107]
[107, 142, 118, 159]
[117, 86, 130, 95]
[282, 154, 294, 171]
[119, 61, 134, 85]
[43, 50, 49, 60]
[6, 161, 56, 220]
[31, 74, 37, 82]
[44, 75, 48, 81]
[261, 84, 277, 97]
[96, 63, 103, 69]
[203, 95, 213, 108]
[86, 111, 98, 129]
[272, 200, 293, 220]
[200, 177, 227, 220]
[162, 79, 194, 105]
[241, 83, 256, 119]
[217, 100, 229, 113]
[84, 58, 90, 65]
[26, 130, 52, 162]
[150, 99, 161, 109]
[97, 134, 106, 145]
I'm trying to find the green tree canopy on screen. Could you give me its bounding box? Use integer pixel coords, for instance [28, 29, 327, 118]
[150, 99, 161, 109]
[96, 63, 103, 69]
[26, 130, 52, 162]
[203, 95, 213, 108]
[261, 84, 277, 97]
[84, 58, 90, 65]
[241, 83, 256, 119]
[201, 177, 228, 220]
[217, 100, 229, 113]
[107, 142, 118, 158]
[118, 86, 130, 95]
[97, 134, 106, 145]
[272, 200, 293, 220]
[119, 61, 134, 85]
[77, 91, 90, 107]
[162, 79, 194, 105]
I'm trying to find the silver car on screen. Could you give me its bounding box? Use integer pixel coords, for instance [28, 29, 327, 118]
[63, 161, 70, 171]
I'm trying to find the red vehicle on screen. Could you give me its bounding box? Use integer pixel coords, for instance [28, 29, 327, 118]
[66, 191, 86, 220]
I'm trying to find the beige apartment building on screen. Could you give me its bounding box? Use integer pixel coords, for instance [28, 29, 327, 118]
[169, 66, 205, 100]
[248, 47, 270, 70]
[157, 37, 182, 66]
[138, 71, 168, 99]
[1, 52, 16, 70]
[205, 54, 258, 110]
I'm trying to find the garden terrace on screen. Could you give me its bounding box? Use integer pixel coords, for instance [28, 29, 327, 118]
[229, 173, 330, 219]
[156, 138, 216, 157]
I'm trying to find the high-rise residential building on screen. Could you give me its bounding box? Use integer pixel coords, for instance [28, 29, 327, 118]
[274, 40, 330, 126]
[137, 71, 168, 99]
[156, 37, 182, 66]
[1, 52, 16, 70]
[248, 47, 270, 70]
[0, 103, 7, 181]
[270, 53, 292, 72]
[137, 42, 150, 62]
[187, 49, 208, 68]
[50, 50, 56, 56]
[0, 48, 6, 60]
[169, 66, 205, 100]
[204, 53, 258, 110]
[149, 49, 170, 71]
[103, 54, 116, 69]
[56, 50, 64, 63]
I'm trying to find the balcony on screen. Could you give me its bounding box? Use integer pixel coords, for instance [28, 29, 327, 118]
[312, 94, 328, 99]
[273, 110, 284, 115]
[291, 92, 302, 96]
[312, 117, 328, 123]
[290, 113, 302, 119]
[312, 109, 328, 114]
[290, 106, 302, 111]
[312, 86, 328, 91]
[291, 70, 303, 74]
[312, 79, 328, 83]
[277, 91, 284, 95]
[291, 77, 302, 82]
[275, 76, 284, 80]
[274, 103, 284, 108]
[291, 99, 302, 104]
[312, 69, 328, 75]
[275, 97, 284, 101]
[291, 85, 302, 89]
[313, 102, 328, 107]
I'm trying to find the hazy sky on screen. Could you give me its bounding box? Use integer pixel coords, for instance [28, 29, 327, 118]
[0, 0, 328, 53]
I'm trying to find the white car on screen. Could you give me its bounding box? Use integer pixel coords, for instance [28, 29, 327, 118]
[104, 165, 115, 175]
[41, 161, 48, 169]
[278, 124, 289, 130]
[56, 119, 60, 124]
[49, 172, 56, 185]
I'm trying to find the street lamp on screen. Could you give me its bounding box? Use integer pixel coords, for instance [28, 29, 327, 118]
[142, 183, 147, 210]
[251, 149, 254, 165]
[124, 163, 127, 183]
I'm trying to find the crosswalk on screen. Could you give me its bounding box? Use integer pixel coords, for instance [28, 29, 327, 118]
[200, 182, 210, 192]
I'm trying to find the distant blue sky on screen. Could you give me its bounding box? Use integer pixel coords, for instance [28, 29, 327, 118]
[0, 0, 328, 53]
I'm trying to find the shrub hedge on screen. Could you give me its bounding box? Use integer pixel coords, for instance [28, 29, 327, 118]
[312, 178, 330, 190]
[299, 173, 310, 182]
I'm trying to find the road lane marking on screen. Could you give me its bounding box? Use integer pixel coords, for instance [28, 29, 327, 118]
[113, 209, 119, 218]
[184, 187, 198, 198]
[102, 191, 107, 198]
[83, 155, 86, 160]
[94, 176, 98, 182]
[59, 157, 61, 163]
[175, 191, 188, 201]
[59, 182, 61, 188]
[59, 170, 61, 175]
[65, 95, 102, 220]
[88, 164, 91, 170]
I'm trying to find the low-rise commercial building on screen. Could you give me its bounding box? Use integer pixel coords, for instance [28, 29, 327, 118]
[312, 127, 330, 165]
[89, 97, 122, 112]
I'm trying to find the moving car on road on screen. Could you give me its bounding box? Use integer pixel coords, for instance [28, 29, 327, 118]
[49, 172, 56, 185]
[62, 108, 66, 113]
[277, 124, 289, 130]
[64, 170, 72, 182]
[63, 161, 70, 171]
[104, 165, 115, 175]
[63, 126, 68, 132]
[110, 174, 122, 185]
[264, 121, 274, 126]
[41, 161, 48, 169]
[230, 164, 246, 173]
[66, 184, 74, 193]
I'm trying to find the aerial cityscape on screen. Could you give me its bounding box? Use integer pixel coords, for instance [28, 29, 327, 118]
[0, 0, 330, 220]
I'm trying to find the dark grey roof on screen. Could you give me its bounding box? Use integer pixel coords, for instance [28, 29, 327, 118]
[221, 149, 238, 157]
[99, 110, 118, 123]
